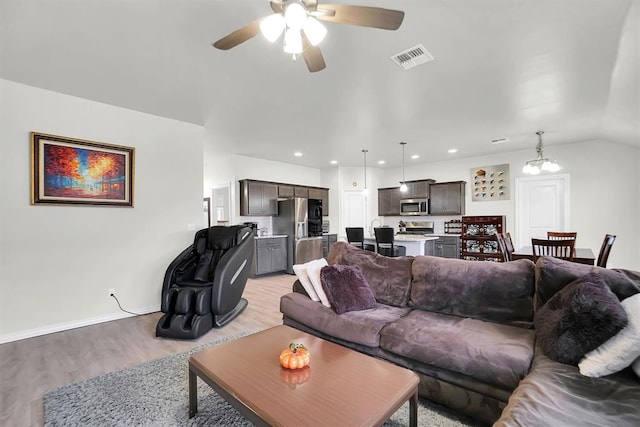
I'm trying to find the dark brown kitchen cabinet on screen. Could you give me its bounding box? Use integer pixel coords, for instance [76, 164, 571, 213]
[309, 188, 329, 215]
[240, 179, 329, 216]
[239, 180, 278, 216]
[405, 180, 434, 198]
[429, 181, 466, 215]
[294, 186, 309, 198]
[378, 187, 402, 216]
[278, 185, 294, 198]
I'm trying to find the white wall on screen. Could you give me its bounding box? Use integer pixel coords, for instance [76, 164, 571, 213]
[0, 80, 204, 342]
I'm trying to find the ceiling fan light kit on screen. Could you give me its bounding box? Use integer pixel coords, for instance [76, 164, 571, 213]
[213, 0, 405, 72]
[284, 28, 304, 54]
[260, 14, 286, 42]
[303, 17, 327, 46]
[522, 131, 560, 175]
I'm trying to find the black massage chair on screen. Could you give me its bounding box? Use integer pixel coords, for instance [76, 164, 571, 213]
[156, 225, 254, 339]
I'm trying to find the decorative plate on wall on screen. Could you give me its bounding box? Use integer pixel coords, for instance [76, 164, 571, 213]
[471, 164, 510, 201]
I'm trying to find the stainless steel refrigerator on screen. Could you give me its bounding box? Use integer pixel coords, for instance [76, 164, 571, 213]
[273, 198, 324, 273]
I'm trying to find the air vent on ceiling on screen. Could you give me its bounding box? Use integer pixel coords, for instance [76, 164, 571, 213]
[490, 138, 511, 145]
[390, 44, 434, 70]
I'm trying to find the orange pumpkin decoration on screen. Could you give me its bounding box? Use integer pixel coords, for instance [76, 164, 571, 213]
[279, 343, 310, 369]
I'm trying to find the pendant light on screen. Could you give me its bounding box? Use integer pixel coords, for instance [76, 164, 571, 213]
[399, 142, 408, 192]
[522, 131, 560, 175]
[361, 149, 369, 194]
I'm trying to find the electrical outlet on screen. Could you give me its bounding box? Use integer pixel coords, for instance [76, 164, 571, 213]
[108, 288, 116, 297]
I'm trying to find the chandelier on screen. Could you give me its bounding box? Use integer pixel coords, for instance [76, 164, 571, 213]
[522, 131, 560, 175]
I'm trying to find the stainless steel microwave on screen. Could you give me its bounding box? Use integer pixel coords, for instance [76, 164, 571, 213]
[400, 198, 429, 216]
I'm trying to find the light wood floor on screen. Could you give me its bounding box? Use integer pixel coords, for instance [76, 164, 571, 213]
[0, 273, 294, 427]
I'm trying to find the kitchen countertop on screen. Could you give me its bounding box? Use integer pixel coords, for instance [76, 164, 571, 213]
[254, 234, 287, 239]
[394, 235, 440, 242]
[365, 235, 439, 242]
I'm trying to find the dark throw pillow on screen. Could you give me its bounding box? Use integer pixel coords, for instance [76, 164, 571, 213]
[534, 272, 628, 365]
[320, 264, 376, 315]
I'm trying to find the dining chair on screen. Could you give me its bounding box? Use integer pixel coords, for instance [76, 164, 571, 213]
[596, 234, 616, 268]
[531, 238, 575, 262]
[503, 232, 514, 260]
[547, 231, 577, 240]
[495, 233, 510, 262]
[345, 227, 375, 252]
[374, 227, 406, 257]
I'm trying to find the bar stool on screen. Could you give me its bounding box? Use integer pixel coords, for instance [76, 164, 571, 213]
[345, 227, 375, 251]
[374, 227, 406, 257]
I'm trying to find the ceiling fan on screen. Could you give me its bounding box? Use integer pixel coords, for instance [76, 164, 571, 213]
[212, 0, 405, 72]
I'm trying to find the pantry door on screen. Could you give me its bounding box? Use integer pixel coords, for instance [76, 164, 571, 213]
[515, 174, 570, 248]
[341, 190, 367, 239]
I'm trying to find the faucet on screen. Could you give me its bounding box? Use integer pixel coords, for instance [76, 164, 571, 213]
[369, 218, 382, 236]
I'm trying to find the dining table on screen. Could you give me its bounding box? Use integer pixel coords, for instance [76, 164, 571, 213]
[511, 246, 596, 265]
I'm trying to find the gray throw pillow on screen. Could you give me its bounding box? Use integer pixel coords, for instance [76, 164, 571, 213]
[534, 272, 628, 365]
[320, 264, 376, 315]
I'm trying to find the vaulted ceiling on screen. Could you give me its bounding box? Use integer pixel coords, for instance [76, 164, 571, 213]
[1, 0, 638, 168]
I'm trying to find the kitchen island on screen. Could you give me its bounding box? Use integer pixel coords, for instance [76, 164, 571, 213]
[364, 234, 439, 256]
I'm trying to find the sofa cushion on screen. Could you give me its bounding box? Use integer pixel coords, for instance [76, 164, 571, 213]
[579, 293, 640, 377]
[535, 257, 640, 310]
[534, 272, 628, 365]
[327, 241, 414, 307]
[279, 292, 411, 347]
[495, 348, 640, 427]
[379, 310, 535, 391]
[409, 256, 535, 327]
[292, 263, 320, 301]
[320, 264, 376, 315]
[305, 258, 330, 307]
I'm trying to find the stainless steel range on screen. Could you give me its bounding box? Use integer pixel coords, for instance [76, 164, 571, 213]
[397, 220, 434, 235]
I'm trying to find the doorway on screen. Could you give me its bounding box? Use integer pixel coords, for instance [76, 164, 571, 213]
[211, 183, 231, 226]
[514, 174, 570, 248]
[341, 190, 368, 239]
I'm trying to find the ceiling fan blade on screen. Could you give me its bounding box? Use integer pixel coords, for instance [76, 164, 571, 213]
[270, 0, 284, 14]
[302, 34, 326, 73]
[315, 5, 404, 30]
[212, 19, 262, 50]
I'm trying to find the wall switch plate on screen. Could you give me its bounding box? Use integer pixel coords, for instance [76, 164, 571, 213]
[108, 288, 115, 297]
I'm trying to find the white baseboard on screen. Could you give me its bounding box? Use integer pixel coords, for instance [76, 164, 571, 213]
[0, 305, 161, 344]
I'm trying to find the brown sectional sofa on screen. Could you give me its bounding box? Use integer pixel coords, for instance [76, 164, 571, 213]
[279, 242, 640, 426]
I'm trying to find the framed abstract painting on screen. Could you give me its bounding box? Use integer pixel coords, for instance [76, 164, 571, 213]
[31, 132, 135, 206]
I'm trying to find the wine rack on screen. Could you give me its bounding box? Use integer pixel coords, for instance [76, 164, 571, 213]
[461, 216, 506, 262]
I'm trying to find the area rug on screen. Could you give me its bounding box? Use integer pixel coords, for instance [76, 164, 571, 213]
[43, 329, 479, 426]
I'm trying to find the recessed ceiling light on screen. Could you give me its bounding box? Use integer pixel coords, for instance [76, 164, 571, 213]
[448, 148, 458, 154]
[378, 160, 385, 165]
[294, 152, 303, 157]
[330, 160, 338, 165]
[411, 155, 420, 159]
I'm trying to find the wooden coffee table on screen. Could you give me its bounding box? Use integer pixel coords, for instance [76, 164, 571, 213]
[189, 325, 419, 426]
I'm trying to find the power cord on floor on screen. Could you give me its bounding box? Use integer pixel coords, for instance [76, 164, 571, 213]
[110, 293, 145, 316]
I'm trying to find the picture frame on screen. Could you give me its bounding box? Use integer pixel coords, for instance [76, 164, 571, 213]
[31, 132, 135, 206]
[470, 163, 510, 201]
